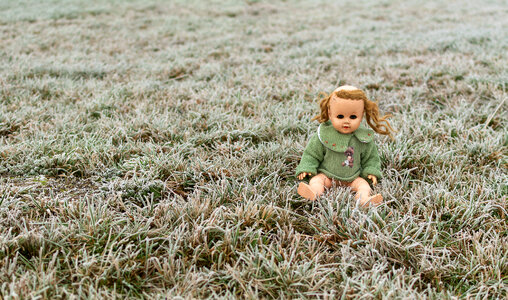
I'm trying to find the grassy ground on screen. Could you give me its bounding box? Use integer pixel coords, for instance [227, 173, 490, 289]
[0, 0, 507, 298]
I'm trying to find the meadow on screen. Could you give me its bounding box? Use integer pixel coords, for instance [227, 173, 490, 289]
[0, 0, 507, 298]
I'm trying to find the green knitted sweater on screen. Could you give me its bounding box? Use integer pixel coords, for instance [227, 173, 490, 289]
[295, 121, 382, 182]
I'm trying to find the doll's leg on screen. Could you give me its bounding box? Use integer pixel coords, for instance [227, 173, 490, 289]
[349, 177, 383, 207]
[297, 173, 333, 201]
[309, 173, 333, 195]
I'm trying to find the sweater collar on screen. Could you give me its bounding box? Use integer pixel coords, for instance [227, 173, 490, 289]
[317, 121, 374, 152]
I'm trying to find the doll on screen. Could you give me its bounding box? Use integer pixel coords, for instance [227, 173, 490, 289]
[295, 85, 394, 206]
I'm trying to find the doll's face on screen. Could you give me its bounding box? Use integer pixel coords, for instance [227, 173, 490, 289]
[328, 97, 364, 134]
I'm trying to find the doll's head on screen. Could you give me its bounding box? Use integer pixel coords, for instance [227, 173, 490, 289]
[312, 85, 394, 139]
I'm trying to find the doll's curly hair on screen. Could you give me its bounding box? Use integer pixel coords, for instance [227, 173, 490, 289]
[312, 86, 395, 140]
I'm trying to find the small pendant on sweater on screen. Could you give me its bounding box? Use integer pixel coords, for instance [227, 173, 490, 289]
[342, 146, 354, 168]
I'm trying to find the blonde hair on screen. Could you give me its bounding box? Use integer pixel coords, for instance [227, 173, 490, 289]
[312, 86, 395, 139]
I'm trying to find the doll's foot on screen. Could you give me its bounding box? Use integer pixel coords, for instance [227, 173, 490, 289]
[359, 194, 383, 207]
[297, 182, 317, 201]
[368, 194, 383, 207]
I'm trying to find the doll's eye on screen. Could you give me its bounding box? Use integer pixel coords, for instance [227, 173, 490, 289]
[337, 115, 344, 119]
[350, 115, 357, 119]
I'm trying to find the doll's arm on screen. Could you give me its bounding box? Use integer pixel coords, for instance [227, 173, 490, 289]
[360, 142, 382, 182]
[295, 134, 324, 179]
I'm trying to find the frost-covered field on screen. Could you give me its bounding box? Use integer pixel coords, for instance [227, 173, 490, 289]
[0, 0, 506, 298]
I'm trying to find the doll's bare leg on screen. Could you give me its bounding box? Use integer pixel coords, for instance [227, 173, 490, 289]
[349, 177, 383, 207]
[297, 173, 333, 201]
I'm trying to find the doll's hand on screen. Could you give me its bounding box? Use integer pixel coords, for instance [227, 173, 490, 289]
[297, 172, 310, 180]
[367, 175, 377, 186]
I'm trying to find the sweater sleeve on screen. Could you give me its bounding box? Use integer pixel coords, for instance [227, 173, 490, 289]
[295, 134, 324, 177]
[360, 141, 382, 180]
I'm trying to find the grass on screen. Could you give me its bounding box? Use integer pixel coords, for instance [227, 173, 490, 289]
[0, 0, 507, 298]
